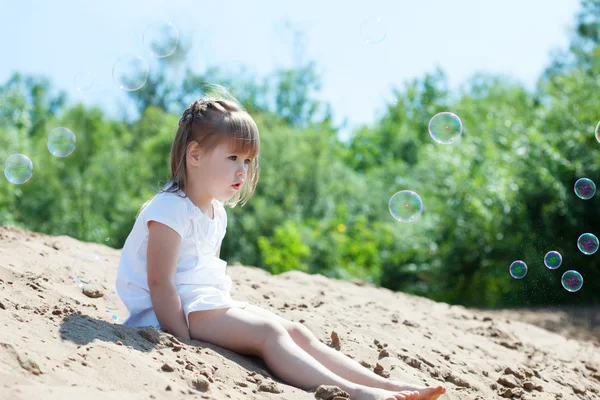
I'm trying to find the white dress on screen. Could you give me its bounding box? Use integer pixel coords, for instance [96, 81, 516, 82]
[115, 190, 248, 329]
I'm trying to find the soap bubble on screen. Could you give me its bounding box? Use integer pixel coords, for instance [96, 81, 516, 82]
[428, 112, 463, 144]
[360, 17, 386, 44]
[544, 251, 562, 270]
[561, 270, 583, 292]
[389, 190, 423, 222]
[112, 55, 149, 91]
[574, 178, 596, 200]
[106, 288, 126, 323]
[143, 21, 179, 58]
[4, 154, 33, 184]
[509, 260, 527, 279]
[595, 121, 600, 143]
[48, 127, 76, 157]
[577, 233, 599, 255]
[71, 253, 107, 292]
[74, 71, 94, 91]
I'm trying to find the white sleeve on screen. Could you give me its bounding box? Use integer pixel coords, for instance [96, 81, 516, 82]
[142, 194, 189, 238]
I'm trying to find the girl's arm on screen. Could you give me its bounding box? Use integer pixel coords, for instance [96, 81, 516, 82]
[147, 221, 190, 340]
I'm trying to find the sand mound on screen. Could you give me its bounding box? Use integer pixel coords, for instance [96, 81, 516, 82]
[0, 226, 599, 399]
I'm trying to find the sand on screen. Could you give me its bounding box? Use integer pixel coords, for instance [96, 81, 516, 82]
[0, 225, 599, 399]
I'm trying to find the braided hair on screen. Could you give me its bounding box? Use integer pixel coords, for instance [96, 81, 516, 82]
[161, 95, 260, 208]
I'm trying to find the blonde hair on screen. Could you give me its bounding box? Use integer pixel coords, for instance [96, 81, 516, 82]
[159, 92, 260, 208]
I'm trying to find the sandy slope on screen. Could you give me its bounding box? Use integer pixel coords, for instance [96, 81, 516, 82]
[0, 225, 599, 400]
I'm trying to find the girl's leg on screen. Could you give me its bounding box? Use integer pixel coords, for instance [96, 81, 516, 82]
[243, 304, 446, 400]
[188, 307, 420, 400]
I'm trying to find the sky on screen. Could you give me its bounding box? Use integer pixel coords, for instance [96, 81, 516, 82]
[2, 0, 581, 140]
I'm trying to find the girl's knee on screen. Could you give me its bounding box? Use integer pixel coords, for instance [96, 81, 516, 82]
[285, 322, 315, 347]
[257, 320, 290, 352]
[260, 319, 289, 341]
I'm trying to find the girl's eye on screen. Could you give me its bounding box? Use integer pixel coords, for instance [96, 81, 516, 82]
[230, 156, 252, 164]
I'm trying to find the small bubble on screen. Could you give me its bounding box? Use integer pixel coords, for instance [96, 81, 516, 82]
[360, 16, 386, 44]
[544, 251, 562, 270]
[428, 112, 463, 144]
[577, 233, 599, 255]
[143, 21, 179, 58]
[48, 127, 76, 157]
[595, 121, 600, 143]
[4, 154, 33, 184]
[561, 270, 583, 292]
[74, 71, 94, 91]
[106, 288, 123, 322]
[72, 253, 107, 292]
[112, 55, 149, 91]
[509, 260, 527, 279]
[389, 190, 423, 222]
[574, 178, 596, 200]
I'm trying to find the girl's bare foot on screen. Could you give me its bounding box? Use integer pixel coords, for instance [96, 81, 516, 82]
[352, 386, 420, 400]
[383, 381, 446, 400]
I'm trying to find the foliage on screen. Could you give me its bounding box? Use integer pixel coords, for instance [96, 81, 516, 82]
[2, 1, 600, 307]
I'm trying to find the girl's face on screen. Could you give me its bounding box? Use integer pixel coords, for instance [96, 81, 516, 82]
[191, 141, 252, 202]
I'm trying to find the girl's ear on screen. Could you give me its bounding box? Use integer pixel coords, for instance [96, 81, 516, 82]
[186, 141, 203, 166]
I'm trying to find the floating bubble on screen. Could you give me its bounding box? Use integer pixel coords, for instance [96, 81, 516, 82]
[389, 190, 423, 222]
[596, 121, 600, 143]
[74, 71, 94, 91]
[509, 260, 527, 279]
[360, 17, 386, 44]
[4, 154, 33, 184]
[106, 288, 124, 322]
[48, 127, 76, 157]
[544, 251, 562, 270]
[428, 112, 463, 144]
[143, 21, 179, 58]
[112, 55, 149, 91]
[71, 253, 107, 292]
[577, 233, 599, 255]
[574, 178, 596, 200]
[561, 270, 583, 292]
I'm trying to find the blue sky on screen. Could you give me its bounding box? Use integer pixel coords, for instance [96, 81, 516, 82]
[2, 0, 581, 140]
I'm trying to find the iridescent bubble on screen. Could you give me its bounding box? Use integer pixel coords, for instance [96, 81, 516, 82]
[561, 270, 583, 292]
[595, 121, 600, 143]
[106, 288, 123, 322]
[389, 190, 423, 222]
[509, 260, 527, 279]
[74, 71, 94, 91]
[112, 55, 149, 91]
[428, 112, 463, 144]
[360, 17, 386, 44]
[574, 178, 596, 200]
[577, 233, 599, 255]
[4, 154, 33, 184]
[544, 251, 562, 270]
[71, 253, 107, 292]
[48, 127, 76, 157]
[143, 21, 179, 58]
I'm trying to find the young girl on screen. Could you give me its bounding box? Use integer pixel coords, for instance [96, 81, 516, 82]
[116, 96, 446, 400]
